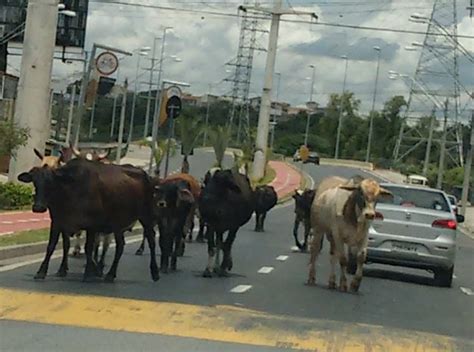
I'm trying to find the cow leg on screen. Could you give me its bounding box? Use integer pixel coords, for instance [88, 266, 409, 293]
[93, 235, 100, 265]
[293, 217, 304, 251]
[302, 219, 311, 251]
[72, 232, 81, 256]
[56, 232, 71, 277]
[254, 212, 259, 231]
[35, 225, 61, 280]
[327, 234, 337, 289]
[350, 247, 366, 292]
[135, 235, 146, 256]
[306, 230, 324, 286]
[203, 227, 216, 277]
[260, 212, 267, 232]
[104, 232, 125, 283]
[219, 228, 237, 276]
[98, 234, 111, 276]
[336, 242, 348, 292]
[196, 217, 206, 243]
[143, 223, 159, 282]
[172, 216, 187, 271]
[83, 231, 100, 281]
[213, 231, 224, 273]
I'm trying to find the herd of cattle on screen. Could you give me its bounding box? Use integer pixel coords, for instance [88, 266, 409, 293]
[17, 147, 391, 292]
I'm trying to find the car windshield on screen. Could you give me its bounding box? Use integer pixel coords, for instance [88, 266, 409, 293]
[378, 186, 450, 212]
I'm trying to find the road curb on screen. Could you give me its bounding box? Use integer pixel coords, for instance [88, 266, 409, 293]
[276, 161, 308, 205]
[0, 229, 143, 261]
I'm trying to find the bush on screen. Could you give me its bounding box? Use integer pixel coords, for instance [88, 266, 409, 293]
[0, 182, 33, 210]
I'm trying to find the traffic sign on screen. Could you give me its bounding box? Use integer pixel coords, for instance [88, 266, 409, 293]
[299, 145, 309, 162]
[166, 96, 182, 119]
[96, 52, 119, 76]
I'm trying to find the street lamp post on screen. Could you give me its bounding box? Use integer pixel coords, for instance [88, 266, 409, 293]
[365, 46, 381, 162]
[128, 47, 151, 144]
[270, 72, 281, 150]
[143, 37, 160, 138]
[304, 65, 315, 146]
[334, 55, 348, 159]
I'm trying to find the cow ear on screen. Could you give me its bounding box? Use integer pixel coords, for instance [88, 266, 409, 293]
[18, 172, 32, 183]
[378, 188, 394, 201]
[178, 188, 194, 204]
[34, 148, 44, 161]
[340, 185, 358, 191]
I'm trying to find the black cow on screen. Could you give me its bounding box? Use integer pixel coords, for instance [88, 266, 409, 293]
[152, 176, 197, 272]
[18, 158, 159, 282]
[292, 189, 316, 251]
[199, 169, 254, 277]
[254, 185, 278, 232]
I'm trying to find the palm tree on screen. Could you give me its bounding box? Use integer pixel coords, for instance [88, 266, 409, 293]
[177, 117, 204, 173]
[209, 126, 231, 168]
[138, 138, 177, 176]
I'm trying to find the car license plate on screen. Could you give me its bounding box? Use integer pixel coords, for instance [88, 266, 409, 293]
[392, 242, 418, 252]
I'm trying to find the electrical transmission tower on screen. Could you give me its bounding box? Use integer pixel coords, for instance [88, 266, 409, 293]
[393, 0, 464, 171]
[226, 1, 266, 144]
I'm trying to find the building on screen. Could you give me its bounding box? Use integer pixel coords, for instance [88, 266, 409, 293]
[0, 71, 18, 121]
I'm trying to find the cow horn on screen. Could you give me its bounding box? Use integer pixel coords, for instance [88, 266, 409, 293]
[70, 143, 81, 158]
[33, 148, 44, 161]
[97, 149, 110, 160]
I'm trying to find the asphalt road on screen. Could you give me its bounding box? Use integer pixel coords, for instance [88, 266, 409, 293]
[0, 160, 473, 351]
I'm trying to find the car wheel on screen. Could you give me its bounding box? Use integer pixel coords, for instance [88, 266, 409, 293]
[434, 267, 454, 287]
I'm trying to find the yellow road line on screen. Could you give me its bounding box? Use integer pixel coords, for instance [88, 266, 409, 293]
[0, 287, 467, 351]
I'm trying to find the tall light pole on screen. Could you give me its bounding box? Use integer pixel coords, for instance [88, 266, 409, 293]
[151, 26, 173, 142]
[437, 99, 449, 189]
[128, 47, 150, 144]
[143, 37, 161, 138]
[460, 108, 473, 216]
[366, 46, 381, 162]
[304, 65, 315, 146]
[334, 55, 348, 159]
[9, 0, 60, 181]
[270, 72, 281, 150]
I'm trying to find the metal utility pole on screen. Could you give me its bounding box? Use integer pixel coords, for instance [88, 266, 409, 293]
[54, 91, 65, 141]
[460, 109, 473, 215]
[88, 100, 96, 139]
[334, 56, 349, 159]
[437, 99, 449, 189]
[128, 51, 149, 144]
[304, 65, 315, 146]
[116, 80, 128, 164]
[65, 84, 76, 145]
[110, 66, 121, 138]
[8, 0, 60, 181]
[422, 107, 436, 176]
[366, 46, 381, 162]
[143, 38, 159, 138]
[270, 72, 281, 150]
[251, 1, 317, 180]
[203, 84, 212, 147]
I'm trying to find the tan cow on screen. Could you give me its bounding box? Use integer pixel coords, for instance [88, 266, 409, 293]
[307, 176, 392, 292]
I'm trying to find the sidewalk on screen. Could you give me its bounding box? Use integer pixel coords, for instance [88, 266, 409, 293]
[268, 161, 301, 199]
[0, 211, 50, 236]
[460, 207, 474, 238]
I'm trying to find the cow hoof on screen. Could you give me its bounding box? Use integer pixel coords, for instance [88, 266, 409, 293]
[307, 278, 316, 286]
[328, 281, 336, 290]
[350, 280, 361, 292]
[104, 274, 115, 283]
[34, 272, 46, 280]
[55, 269, 68, 278]
[151, 270, 160, 282]
[135, 248, 144, 256]
[202, 268, 213, 278]
[339, 283, 348, 292]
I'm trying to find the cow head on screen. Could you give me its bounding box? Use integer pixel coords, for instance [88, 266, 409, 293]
[33, 148, 65, 169]
[18, 163, 73, 213]
[341, 179, 392, 223]
[153, 180, 195, 212]
[293, 189, 316, 218]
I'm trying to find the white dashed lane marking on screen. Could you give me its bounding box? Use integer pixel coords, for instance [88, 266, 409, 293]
[276, 255, 289, 261]
[460, 287, 474, 296]
[230, 285, 252, 293]
[257, 266, 274, 274]
[17, 220, 29, 223]
[1, 221, 13, 224]
[28, 219, 41, 222]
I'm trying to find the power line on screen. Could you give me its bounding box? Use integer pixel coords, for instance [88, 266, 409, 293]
[90, 0, 474, 39]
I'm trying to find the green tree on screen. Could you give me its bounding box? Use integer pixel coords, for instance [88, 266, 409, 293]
[176, 116, 205, 173]
[209, 126, 231, 168]
[137, 138, 177, 176]
[0, 121, 29, 158]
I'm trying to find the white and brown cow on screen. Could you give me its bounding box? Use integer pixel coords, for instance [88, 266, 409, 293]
[307, 176, 392, 292]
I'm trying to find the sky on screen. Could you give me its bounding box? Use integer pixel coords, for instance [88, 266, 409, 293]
[6, 0, 474, 121]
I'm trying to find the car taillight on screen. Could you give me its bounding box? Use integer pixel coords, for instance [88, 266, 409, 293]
[375, 211, 384, 220]
[432, 219, 457, 230]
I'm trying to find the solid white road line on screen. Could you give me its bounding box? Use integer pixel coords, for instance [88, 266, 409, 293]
[1, 221, 13, 224]
[0, 236, 143, 273]
[257, 266, 274, 274]
[460, 287, 474, 296]
[276, 255, 289, 261]
[17, 220, 29, 223]
[230, 285, 252, 293]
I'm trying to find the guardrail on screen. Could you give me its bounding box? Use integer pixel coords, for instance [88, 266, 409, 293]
[319, 158, 374, 171]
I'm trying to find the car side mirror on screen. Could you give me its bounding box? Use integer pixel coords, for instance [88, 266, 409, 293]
[456, 214, 465, 224]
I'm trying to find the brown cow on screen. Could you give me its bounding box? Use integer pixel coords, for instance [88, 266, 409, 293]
[307, 176, 392, 292]
[18, 157, 159, 282]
